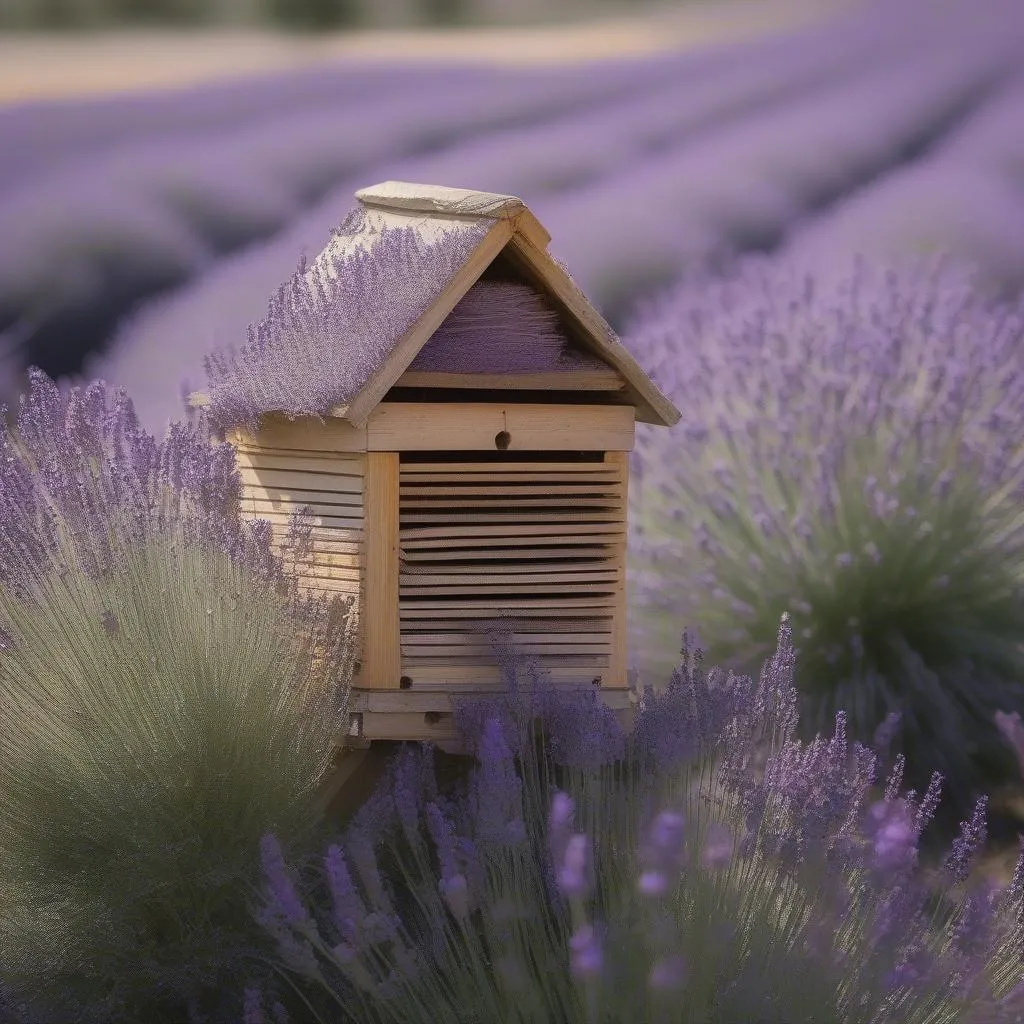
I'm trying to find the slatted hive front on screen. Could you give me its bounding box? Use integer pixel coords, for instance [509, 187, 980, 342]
[398, 451, 624, 685]
[232, 442, 364, 604]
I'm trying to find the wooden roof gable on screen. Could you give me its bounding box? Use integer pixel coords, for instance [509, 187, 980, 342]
[191, 182, 681, 430]
[343, 182, 680, 429]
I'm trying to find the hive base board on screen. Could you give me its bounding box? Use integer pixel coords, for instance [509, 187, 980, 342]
[347, 685, 635, 751]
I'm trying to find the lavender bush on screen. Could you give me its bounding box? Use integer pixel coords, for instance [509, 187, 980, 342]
[625, 252, 1024, 823]
[245, 619, 1024, 1024]
[0, 370, 357, 1024]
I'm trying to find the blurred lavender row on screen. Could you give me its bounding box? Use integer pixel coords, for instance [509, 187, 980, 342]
[0, 52, 696, 377]
[1, 0, 1023, 438]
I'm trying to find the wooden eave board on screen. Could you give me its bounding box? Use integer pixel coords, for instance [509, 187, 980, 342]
[365, 402, 634, 452]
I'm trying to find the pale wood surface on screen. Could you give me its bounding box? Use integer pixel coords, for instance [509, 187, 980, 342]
[229, 418, 368, 453]
[605, 450, 630, 689]
[362, 451, 401, 690]
[235, 446, 365, 577]
[354, 181, 526, 219]
[365, 401, 635, 451]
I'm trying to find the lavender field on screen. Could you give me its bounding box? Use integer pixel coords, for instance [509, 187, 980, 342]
[3, 0, 1024, 1021]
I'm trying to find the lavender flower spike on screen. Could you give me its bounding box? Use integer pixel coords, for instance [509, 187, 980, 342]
[260, 833, 312, 930]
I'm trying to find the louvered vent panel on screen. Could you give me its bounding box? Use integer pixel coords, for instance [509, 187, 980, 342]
[234, 445, 364, 600]
[399, 453, 623, 684]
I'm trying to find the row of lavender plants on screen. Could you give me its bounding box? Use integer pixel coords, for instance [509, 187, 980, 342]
[82, 0, 1024, 440]
[3, 243, 1024, 1023]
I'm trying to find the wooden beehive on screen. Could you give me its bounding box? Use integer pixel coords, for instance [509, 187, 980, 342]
[189, 181, 680, 754]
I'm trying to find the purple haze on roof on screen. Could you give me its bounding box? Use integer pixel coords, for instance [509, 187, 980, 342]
[202, 205, 491, 433]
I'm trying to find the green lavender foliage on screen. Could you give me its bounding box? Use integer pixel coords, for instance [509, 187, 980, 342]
[0, 371, 358, 1024]
[248, 621, 1024, 1024]
[625, 253, 1024, 823]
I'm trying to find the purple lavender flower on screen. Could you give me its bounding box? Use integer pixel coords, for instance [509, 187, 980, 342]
[468, 716, 527, 849]
[425, 801, 479, 922]
[866, 798, 919, 876]
[648, 954, 688, 993]
[626, 251, 1024, 817]
[259, 833, 313, 930]
[242, 987, 265, 1024]
[568, 923, 603, 980]
[558, 833, 593, 900]
[943, 795, 989, 886]
[324, 843, 367, 947]
[202, 212, 491, 434]
[637, 810, 687, 897]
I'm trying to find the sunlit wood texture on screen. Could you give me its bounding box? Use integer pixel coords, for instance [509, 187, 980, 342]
[362, 450, 401, 690]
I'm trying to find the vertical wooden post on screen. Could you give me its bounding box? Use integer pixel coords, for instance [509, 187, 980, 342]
[606, 450, 630, 690]
[362, 451, 401, 689]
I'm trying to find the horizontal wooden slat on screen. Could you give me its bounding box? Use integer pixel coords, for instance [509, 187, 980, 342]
[245, 497, 363, 518]
[401, 583, 615, 597]
[402, 642, 611, 658]
[230, 415, 367, 453]
[400, 616, 613, 631]
[244, 490, 363, 514]
[293, 565, 362, 584]
[395, 370, 625, 390]
[400, 565, 617, 582]
[239, 466, 363, 493]
[402, 546, 613, 562]
[400, 511, 624, 525]
[401, 465, 619, 479]
[400, 483, 616, 497]
[367, 403, 634, 451]
[266, 525, 363, 546]
[235, 450, 363, 474]
[400, 596, 615, 612]
[401, 498, 620, 513]
[400, 523, 620, 541]
[271, 540, 362, 560]
[241, 508, 363, 529]
[291, 581, 361, 598]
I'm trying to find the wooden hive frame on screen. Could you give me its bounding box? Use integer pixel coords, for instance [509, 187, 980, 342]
[189, 181, 682, 757]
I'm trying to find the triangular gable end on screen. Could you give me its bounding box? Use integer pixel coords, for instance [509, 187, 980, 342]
[343, 184, 680, 429]
[392, 243, 632, 395]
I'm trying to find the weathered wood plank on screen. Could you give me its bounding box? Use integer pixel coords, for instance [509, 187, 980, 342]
[366, 403, 634, 452]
